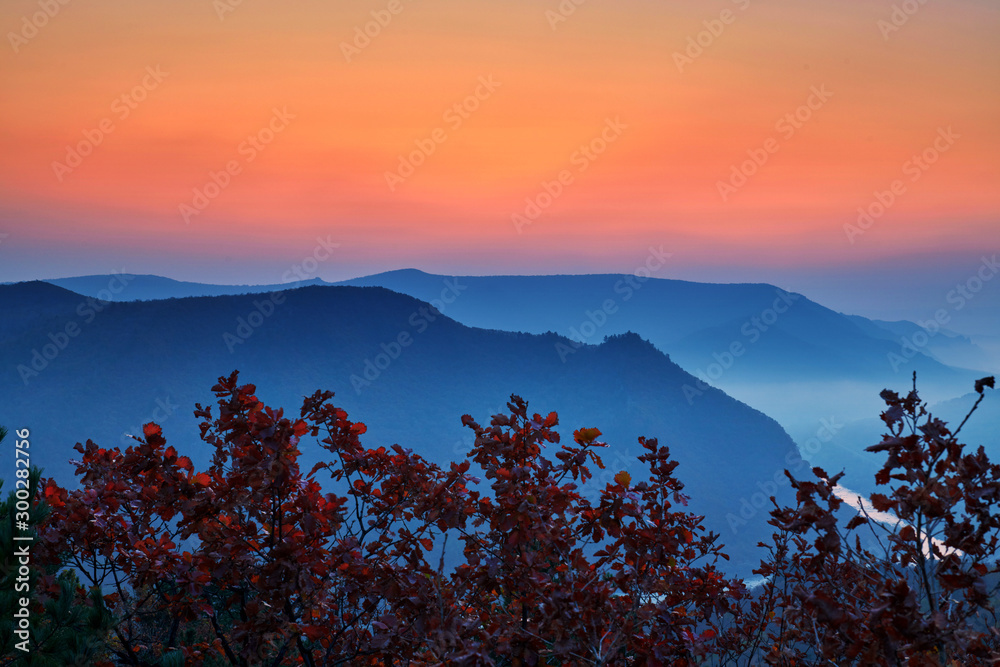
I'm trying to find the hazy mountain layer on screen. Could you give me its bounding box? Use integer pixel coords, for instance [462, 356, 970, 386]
[0, 282, 804, 573]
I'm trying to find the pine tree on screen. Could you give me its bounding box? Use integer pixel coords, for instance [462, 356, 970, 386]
[0, 425, 114, 667]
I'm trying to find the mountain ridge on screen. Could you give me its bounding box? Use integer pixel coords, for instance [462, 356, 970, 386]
[0, 281, 803, 573]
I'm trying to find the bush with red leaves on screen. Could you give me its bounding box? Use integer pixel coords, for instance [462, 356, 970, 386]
[32, 372, 749, 666]
[747, 374, 1000, 666]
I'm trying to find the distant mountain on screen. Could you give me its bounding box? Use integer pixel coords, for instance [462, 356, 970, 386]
[845, 315, 994, 374]
[36, 269, 990, 473]
[0, 282, 803, 574]
[0, 281, 87, 343]
[44, 273, 328, 301]
[330, 269, 970, 376]
[47, 269, 978, 381]
[328, 270, 984, 431]
[807, 385, 1000, 494]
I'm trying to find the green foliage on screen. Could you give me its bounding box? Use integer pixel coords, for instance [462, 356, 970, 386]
[0, 459, 113, 667]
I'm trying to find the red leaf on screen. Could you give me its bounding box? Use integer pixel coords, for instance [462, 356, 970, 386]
[574, 427, 602, 444]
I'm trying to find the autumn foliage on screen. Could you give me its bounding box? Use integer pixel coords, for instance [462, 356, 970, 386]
[748, 375, 1000, 665]
[5, 372, 999, 665]
[25, 372, 746, 665]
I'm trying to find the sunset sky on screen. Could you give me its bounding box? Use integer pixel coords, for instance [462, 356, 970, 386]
[1, 0, 998, 307]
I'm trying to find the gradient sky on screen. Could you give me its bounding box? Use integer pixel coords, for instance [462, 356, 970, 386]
[1, 0, 998, 306]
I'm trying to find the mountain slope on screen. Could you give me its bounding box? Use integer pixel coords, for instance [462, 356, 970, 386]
[846, 315, 996, 374]
[44, 274, 326, 302]
[42, 269, 985, 443]
[0, 281, 85, 344]
[331, 271, 983, 430]
[807, 384, 1000, 493]
[334, 270, 967, 378]
[0, 282, 802, 573]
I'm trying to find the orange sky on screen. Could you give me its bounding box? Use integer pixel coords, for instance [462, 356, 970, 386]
[0, 0, 997, 283]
